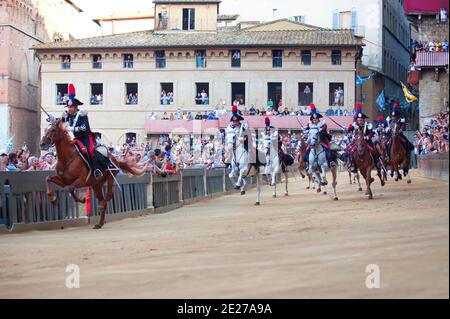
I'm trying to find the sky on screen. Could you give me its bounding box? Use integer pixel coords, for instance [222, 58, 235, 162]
[73, 0, 340, 28]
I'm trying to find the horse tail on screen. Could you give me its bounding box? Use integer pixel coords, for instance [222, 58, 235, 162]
[110, 155, 150, 177]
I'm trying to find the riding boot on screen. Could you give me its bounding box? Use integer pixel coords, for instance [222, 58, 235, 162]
[90, 156, 103, 179]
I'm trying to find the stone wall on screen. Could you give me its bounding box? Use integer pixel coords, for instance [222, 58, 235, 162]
[419, 70, 449, 128]
[418, 152, 449, 181]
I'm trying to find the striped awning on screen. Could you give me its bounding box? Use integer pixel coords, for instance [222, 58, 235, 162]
[415, 52, 449, 67]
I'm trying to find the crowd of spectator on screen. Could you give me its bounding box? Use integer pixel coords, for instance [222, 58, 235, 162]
[56, 92, 69, 105]
[412, 39, 449, 53]
[0, 145, 57, 172]
[126, 93, 138, 105]
[148, 104, 352, 121]
[160, 91, 174, 105]
[90, 94, 103, 105]
[414, 110, 449, 155]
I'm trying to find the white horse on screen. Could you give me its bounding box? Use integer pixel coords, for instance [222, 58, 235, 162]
[262, 131, 289, 198]
[307, 127, 338, 200]
[226, 124, 264, 205]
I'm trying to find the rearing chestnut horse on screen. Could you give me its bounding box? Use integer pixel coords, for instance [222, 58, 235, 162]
[40, 119, 149, 229]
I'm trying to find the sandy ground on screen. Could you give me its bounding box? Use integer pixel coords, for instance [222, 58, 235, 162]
[0, 170, 448, 299]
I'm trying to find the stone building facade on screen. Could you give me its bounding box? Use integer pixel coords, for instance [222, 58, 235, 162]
[0, 0, 101, 153]
[33, 0, 363, 146]
[406, 1, 449, 129]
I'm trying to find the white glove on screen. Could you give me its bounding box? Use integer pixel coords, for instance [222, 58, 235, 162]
[46, 114, 56, 122]
[67, 126, 75, 132]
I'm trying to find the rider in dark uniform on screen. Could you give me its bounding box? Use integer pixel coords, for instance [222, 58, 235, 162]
[61, 84, 103, 178]
[350, 102, 382, 170]
[386, 103, 415, 154]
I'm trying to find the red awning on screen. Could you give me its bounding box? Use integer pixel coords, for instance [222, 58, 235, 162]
[405, 0, 448, 14]
[145, 116, 353, 134]
[415, 52, 449, 67]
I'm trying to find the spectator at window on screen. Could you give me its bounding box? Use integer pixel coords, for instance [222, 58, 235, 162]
[200, 90, 208, 105]
[195, 93, 202, 105]
[202, 111, 208, 120]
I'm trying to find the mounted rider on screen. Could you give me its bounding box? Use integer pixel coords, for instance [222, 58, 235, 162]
[385, 103, 415, 153]
[349, 102, 382, 170]
[262, 116, 277, 163]
[303, 103, 335, 168]
[48, 84, 104, 179]
[225, 105, 249, 159]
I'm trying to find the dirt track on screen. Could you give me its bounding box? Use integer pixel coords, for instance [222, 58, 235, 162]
[0, 170, 448, 298]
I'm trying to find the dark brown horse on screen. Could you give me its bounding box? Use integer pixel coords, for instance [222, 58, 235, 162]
[352, 133, 385, 199]
[390, 123, 412, 183]
[376, 134, 390, 182]
[40, 119, 149, 229]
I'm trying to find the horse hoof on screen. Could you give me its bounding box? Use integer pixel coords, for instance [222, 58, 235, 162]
[316, 189, 321, 193]
[93, 224, 103, 229]
[284, 193, 288, 197]
[381, 181, 385, 187]
[306, 187, 310, 189]
[333, 197, 338, 201]
[368, 195, 373, 200]
[272, 194, 276, 198]
[240, 191, 246, 195]
[395, 178, 399, 182]
[255, 202, 260, 206]
[234, 186, 240, 190]
[407, 180, 411, 184]
[358, 187, 362, 192]
[323, 191, 327, 195]
[370, 178, 375, 183]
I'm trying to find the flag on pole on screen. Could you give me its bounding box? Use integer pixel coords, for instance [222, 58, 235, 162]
[376, 90, 386, 111]
[400, 81, 417, 103]
[356, 72, 377, 85]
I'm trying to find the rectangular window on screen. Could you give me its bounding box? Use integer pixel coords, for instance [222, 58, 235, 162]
[272, 50, 282, 68]
[160, 83, 174, 105]
[231, 50, 241, 67]
[90, 83, 103, 105]
[156, 51, 166, 69]
[195, 83, 209, 105]
[61, 55, 71, 69]
[231, 82, 245, 106]
[339, 11, 352, 29]
[298, 83, 313, 106]
[329, 83, 344, 106]
[123, 54, 133, 68]
[196, 49, 206, 68]
[331, 50, 341, 65]
[92, 54, 102, 69]
[182, 8, 195, 30]
[125, 83, 138, 105]
[301, 50, 311, 65]
[56, 83, 68, 105]
[268, 82, 282, 111]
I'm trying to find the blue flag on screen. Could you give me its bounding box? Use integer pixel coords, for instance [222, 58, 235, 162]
[356, 72, 377, 86]
[376, 90, 385, 111]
